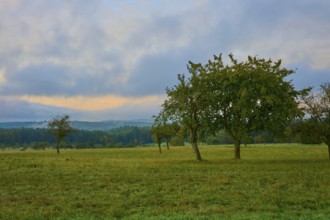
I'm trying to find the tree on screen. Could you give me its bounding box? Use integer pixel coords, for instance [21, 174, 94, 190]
[156, 62, 209, 160]
[48, 115, 75, 154]
[151, 114, 180, 153]
[204, 54, 307, 159]
[300, 82, 330, 158]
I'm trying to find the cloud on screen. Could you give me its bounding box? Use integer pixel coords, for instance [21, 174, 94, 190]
[287, 64, 330, 90]
[220, 0, 330, 70]
[0, 96, 68, 122]
[0, 0, 329, 121]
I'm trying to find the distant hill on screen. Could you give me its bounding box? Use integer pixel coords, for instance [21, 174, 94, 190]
[0, 119, 153, 130]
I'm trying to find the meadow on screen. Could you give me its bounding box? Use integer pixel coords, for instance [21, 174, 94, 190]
[0, 144, 329, 219]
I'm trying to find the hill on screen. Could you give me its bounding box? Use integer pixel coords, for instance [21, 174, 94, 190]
[0, 119, 153, 130]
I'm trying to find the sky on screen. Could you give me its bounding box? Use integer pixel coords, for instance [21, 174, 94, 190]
[0, 0, 329, 122]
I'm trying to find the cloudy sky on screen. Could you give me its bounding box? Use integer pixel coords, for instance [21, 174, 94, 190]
[0, 0, 329, 122]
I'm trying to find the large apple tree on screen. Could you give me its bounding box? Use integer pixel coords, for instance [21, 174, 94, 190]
[205, 54, 307, 159]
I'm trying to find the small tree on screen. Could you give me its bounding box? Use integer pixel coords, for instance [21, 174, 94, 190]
[151, 114, 180, 153]
[162, 123, 180, 150]
[48, 115, 75, 154]
[300, 82, 330, 158]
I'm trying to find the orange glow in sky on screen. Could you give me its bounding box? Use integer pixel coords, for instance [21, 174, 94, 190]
[20, 95, 160, 111]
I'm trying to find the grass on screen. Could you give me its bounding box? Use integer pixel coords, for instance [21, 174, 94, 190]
[0, 144, 329, 219]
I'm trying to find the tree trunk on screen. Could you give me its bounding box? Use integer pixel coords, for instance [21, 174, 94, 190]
[56, 141, 60, 154]
[234, 139, 241, 159]
[323, 139, 330, 159]
[166, 140, 169, 150]
[191, 130, 202, 161]
[192, 142, 202, 161]
[158, 142, 162, 154]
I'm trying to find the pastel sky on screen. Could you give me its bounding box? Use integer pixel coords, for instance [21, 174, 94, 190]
[0, 0, 329, 121]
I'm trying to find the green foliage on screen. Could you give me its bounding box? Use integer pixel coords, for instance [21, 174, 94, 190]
[169, 136, 184, 146]
[107, 126, 153, 147]
[0, 145, 329, 219]
[206, 130, 233, 145]
[293, 120, 322, 144]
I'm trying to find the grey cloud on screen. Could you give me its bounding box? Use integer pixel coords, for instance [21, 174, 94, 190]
[287, 63, 330, 90]
[0, 98, 70, 122]
[126, 52, 186, 96]
[3, 62, 130, 97]
[3, 63, 74, 96]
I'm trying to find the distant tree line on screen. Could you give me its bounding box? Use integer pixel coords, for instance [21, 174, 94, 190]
[0, 122, 325, 151]
[0, 126, 153, 149]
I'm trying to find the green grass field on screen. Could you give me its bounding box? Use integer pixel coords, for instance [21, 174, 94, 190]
[0, 144, 329, 219]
